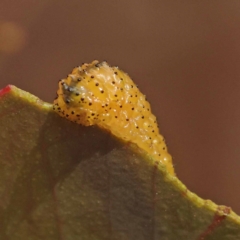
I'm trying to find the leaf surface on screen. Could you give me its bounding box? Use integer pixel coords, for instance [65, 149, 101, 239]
[0, 85, 240, 240]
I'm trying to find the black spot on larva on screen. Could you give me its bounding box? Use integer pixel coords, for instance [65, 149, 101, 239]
[120, 105, 122, 108]
[114, 94, 118, 97]
[75, 93, 80, 96]
[91, 113, 95, 116]
[142, 116, 144, 119]
[89, 102, 92, 106]
[120, 78, 123, 80]
[71, 111, 74, 114]
[132, 107, 134, 110]
[67, 87, 73, 92]
[91, 75, 94, 78]
[115, 116, 118, 118]
[95, 83, 99, 86]
[114, 71, 118, 75]
[66, 114, 69, 117]
[66, 99, 70, 104]
[126, 119, 129, 121]
[112, 81, 115, 84]
[81, 98, 84, 102]
[101, 90, 104, 93]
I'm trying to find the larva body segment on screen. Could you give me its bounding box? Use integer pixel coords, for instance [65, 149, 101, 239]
[53, 61, 175, 175]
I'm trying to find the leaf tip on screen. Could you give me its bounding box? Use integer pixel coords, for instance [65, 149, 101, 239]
[0, 85, 13, 97]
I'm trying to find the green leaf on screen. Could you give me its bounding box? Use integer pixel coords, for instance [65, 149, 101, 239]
[0, 85, 240, 240]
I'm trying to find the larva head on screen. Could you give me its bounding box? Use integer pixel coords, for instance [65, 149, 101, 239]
[54, 60, 123, 125]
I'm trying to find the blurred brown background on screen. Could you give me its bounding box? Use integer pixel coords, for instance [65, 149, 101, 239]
[0, 1, 240, 214]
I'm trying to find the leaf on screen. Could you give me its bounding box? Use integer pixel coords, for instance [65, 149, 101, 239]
[0, 85, 240, 240]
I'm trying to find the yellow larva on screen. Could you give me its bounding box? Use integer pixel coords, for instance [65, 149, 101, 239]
[53, 61, 175, 175]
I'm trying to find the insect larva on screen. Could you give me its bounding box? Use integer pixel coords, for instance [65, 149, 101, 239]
[53, 60, 174, 175]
